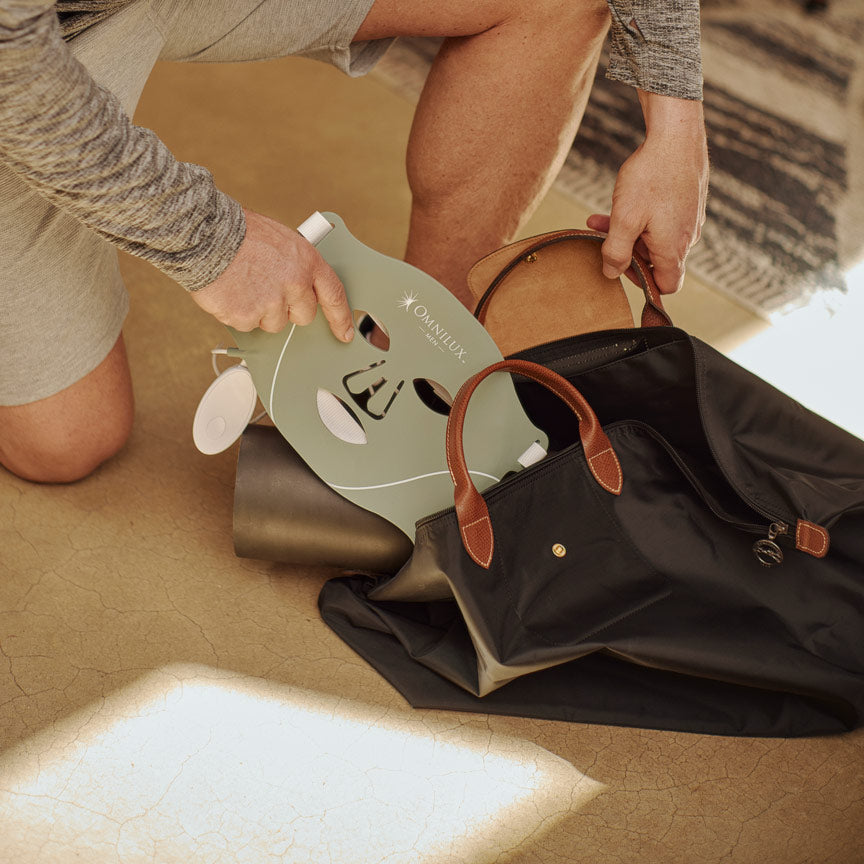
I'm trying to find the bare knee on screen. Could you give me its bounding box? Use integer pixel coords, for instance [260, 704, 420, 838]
[1, 415, 132, 484]
[0, 335, 134, 484]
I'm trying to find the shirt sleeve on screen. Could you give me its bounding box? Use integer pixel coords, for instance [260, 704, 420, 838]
[0, 1, 245, 291]
[604, 0, 703, 101]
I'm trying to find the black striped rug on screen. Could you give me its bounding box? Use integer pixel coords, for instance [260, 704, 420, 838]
[373, 0, 864, 319]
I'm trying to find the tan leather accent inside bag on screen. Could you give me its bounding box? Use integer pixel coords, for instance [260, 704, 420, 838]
[467, 233, 635, 356]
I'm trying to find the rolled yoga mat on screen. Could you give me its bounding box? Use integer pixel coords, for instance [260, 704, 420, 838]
[233, 424, 414, 574]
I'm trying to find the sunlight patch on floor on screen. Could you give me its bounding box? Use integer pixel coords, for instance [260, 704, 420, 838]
[0, 664, 604, 863]
[725, 259, 864, 440]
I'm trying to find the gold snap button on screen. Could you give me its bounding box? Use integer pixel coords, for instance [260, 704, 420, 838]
[552, 543, 566, 558]
[524, 253, 538, 264]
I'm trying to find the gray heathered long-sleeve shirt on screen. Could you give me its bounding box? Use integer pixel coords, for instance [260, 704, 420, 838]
[0, 1, 702, 292]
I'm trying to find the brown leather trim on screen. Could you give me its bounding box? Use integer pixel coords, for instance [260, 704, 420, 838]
[795, 519, 830, 559]
[460, 514, 494, 569]
[587, 447, 624, 496]
[630, 253, 671, 328]
[445, 358, 622, 569]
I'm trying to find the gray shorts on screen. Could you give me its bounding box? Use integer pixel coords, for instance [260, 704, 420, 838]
[0, 0, 391, 405]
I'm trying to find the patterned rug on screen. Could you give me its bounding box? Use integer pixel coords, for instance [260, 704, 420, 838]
[373, 0, 864, 319]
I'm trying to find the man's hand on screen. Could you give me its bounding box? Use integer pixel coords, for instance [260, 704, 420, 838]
[587, 91, 708, 295]
[191, 208, 355, 341]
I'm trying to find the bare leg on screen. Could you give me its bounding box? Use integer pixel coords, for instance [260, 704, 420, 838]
[0, 335, 134, 483]
[354, 0, 610, 305]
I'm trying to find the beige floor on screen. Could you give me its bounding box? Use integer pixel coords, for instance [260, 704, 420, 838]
[1, 57, 863, 864]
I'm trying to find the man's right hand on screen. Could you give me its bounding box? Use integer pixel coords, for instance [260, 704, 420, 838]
[191, 208, 355, 342]
[587, 92, 708, 297]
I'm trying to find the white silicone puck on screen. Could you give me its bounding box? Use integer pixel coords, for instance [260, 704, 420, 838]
[193, 365, 259, 455]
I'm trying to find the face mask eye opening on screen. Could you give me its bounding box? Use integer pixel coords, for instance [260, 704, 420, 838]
[316, 388, 368, 444]
[354, 310, 390, 352]
[413, 378, 453, 416]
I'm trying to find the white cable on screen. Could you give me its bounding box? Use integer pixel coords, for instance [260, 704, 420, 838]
[211, 346, 228, 377]
[329, 469, 500, 492]
[209, 345, 267, 426]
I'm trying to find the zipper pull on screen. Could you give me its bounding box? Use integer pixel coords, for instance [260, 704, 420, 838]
[753, 522, 788, 567]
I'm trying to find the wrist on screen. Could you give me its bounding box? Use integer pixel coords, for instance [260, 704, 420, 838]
[637, 90, 704, 140]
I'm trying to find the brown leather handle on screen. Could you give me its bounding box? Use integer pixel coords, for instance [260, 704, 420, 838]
[472, 230, 673, 330]
[445, 358, 623, 569]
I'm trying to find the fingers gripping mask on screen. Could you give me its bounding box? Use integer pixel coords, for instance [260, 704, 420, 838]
[223, 213, 548, 538]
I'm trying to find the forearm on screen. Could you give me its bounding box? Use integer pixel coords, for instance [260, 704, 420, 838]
[604, 0, 702, 101]
[0, 2, 244, 290]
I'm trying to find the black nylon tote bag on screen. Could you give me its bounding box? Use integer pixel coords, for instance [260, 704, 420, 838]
[319, 233, 864, 737]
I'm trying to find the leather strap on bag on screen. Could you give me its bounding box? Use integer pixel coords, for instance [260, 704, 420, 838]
[472, 230, 673, 330]
[445, 358, 623, 569]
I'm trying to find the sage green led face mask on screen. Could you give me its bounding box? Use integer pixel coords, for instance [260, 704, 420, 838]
[228, 213, 548, 538]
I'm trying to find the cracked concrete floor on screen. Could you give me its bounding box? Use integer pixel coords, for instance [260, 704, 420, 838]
[1, 57, 863, 864]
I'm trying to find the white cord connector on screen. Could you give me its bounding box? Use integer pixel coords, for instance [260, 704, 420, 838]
[517, 441, 547, 468]
[296, 211, 335, 246]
